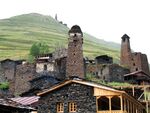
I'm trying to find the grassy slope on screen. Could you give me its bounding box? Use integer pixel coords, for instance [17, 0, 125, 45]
[0, 13, 120, 62]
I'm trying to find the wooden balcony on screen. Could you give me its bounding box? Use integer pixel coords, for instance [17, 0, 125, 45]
[98, 110, 127, 113]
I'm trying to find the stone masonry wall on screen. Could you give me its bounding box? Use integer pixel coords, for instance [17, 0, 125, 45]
[131, 53, 150, 75]
[15, 64, 36, 96]
[38, 83, 96, 113]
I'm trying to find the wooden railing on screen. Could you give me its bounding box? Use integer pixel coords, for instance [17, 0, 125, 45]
[97, 110, 128, 113]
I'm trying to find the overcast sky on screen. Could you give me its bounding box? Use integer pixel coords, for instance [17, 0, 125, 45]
[0, 0, 150, 61]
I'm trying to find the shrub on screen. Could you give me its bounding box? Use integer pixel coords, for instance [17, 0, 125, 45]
[0, 82, 9, 90]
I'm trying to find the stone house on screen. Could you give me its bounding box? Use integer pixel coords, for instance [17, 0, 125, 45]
[37, 79, 146, 113]
[36, 53, 54, 73]
[14, 63, 36, 95]
[97, 64, 130, 82]
[95, 55, 113, 64]
[86, 63, 129, 82]
[0, 59, 23, 82]
[124, 70, 150, 85]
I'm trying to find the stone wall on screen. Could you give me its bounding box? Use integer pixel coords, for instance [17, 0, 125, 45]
[53, 48, 67, 60]
[95, 55, 113, 64]
[86, 63, 129, 82]
[36, 62, 54, 73]
[0, 60, 16, 81]
[38, 83, 96, 113]
[54, 57, 66, 80]
[131, 52, 150, 75]
[108, 64, 129, 82]
[14, 64, 36, 96]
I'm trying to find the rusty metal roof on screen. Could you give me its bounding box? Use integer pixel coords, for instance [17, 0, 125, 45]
[0, 98, 35, 110]
[11, 96, 40, 105]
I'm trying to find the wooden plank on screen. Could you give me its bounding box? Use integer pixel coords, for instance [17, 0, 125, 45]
[94, 87, 121, 96]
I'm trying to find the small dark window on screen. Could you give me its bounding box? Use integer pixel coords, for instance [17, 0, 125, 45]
[122, 38, 125, 42]
[103, 76, 105, 80]
[136, 68, 138, 71]
[44, 64, 47, 71]
[133, 63, 135, 66]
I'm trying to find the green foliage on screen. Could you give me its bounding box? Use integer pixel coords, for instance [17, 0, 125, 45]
[30, 43, 40, 57]
[28, 42, 50, 63]
[38, 42, 50, 54]
[0, 82, 9, 90]
[85, 73, 95, 80]
[29, 42, 50, 57]
[107, 82, 131, 86]
[85, 73, 131, 87]
[27, 55, 35, 63]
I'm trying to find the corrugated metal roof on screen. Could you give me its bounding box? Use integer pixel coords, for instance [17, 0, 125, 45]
[11, 96, 40, 105]
[0, 98, 35, 110]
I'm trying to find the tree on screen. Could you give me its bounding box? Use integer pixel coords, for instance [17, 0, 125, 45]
[30, 43, 40, 57]
[28, 42, 50, 63]
[29, 42, 50, 57]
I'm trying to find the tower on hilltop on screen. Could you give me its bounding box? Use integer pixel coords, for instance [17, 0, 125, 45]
[66, 25, 84, 78]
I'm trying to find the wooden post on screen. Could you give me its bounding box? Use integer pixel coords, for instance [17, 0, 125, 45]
[119, 96, 123, 111]
[108, 96, 112, 112]
[96, 96, 100, 113]
[124, 98, 126, 111]
[132, 86, 135, 96]
[127, 100, 129, 113]
[146, 101, 149, 113]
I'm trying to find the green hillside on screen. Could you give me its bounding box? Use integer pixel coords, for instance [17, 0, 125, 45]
[0, 13, 120, 62]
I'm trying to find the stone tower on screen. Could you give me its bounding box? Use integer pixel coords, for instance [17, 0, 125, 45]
[120, 34, 150, 75]
[66, 25, 84, 78]
[120, 34, 132, 67]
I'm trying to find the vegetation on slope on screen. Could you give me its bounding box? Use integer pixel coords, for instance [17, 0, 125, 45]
[0, 13, 120, 62]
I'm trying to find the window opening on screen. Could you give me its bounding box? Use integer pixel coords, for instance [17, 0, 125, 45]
[57, 102, 64, 113]
[111, 96, 121, 110]
[98, 96, 109, 111]
[69, 102, 77, 112]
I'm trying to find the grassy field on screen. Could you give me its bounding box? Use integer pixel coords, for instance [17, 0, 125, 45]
[0, 13, 120, 62]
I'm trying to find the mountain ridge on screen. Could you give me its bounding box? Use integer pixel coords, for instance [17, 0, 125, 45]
[0, 13, 120, 62]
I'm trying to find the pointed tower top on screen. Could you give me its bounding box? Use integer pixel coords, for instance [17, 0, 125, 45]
[121, 34, 130, 40]
[68, 25, 82, 34]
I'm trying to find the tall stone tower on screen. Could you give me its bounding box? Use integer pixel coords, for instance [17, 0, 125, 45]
[120, 34, 150, 75]
[120, 34, 132, 67]
[66, 25, 84, 78]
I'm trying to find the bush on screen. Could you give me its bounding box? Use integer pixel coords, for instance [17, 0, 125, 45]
[0, 82, 9, 90]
